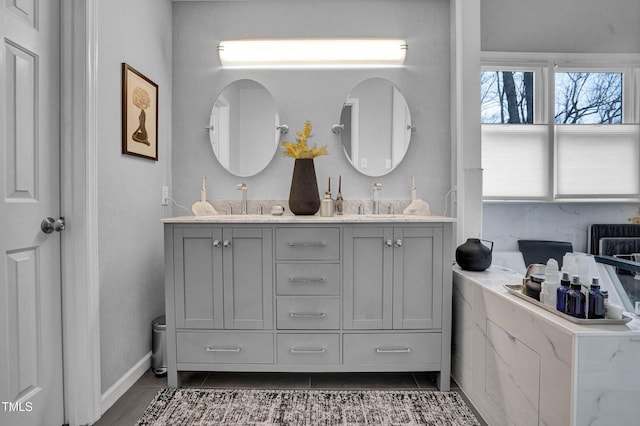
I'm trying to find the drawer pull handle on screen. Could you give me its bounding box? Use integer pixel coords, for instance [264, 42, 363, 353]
[290, 347, 326, 354]
[289, 277, 327, 283]
[288, 241, 326, 247]
[289, 312, 327, 319]
[205, 346, 241, 353]
[505, 331, 517, 341]
[375, 346, 412, 353]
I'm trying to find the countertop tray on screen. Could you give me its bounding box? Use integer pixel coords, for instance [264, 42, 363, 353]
[503, 284, 632, 325]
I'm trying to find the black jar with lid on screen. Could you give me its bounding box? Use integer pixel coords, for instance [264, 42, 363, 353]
[525, 274, 544, 301]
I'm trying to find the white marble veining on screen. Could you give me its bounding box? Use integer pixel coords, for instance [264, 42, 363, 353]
[175, 198, 429, 218]
[453, 265, 640, 426]
[162, 214, 455, 224]
[455, 265, 640, 334]
[483, 202, 640, 253]
[162, 199, 455, 224]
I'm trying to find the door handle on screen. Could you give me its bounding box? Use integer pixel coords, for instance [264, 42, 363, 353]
[41, 217, 66, 234]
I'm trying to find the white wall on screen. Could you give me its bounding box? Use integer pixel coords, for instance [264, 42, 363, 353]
[97, 0, 172, 393]
[481, 0, 640, 252]
[172, 0, 452, 215]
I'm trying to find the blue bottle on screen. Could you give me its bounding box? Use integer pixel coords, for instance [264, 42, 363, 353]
[565, 275, 586, 318]
[556, 272, 571, 313]
[587, 277, 605, 319]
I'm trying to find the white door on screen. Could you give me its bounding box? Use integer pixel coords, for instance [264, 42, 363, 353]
[0, 1, 65, 425]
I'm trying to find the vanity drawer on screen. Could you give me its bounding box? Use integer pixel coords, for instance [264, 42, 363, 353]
[275, 227, 340, 260]
[276, 297, 340, 329]
[276, 263, 340, 296]
[176, 332, 273, 364]
[277, 333, 340, 365]
[343, 333, 441, 366]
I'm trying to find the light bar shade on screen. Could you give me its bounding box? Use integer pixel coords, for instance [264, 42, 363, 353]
[217, 39, 407, 67]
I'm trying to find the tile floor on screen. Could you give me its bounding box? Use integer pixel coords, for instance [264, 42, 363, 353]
[94, 370, 487, 425]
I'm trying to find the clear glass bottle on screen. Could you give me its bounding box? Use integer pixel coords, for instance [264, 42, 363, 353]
[565, 275, 586, 318]
[587, 277, 605, 319]
[556, 271, 571, 313]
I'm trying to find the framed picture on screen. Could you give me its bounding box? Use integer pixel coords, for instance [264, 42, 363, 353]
[122, 63, 158, 160]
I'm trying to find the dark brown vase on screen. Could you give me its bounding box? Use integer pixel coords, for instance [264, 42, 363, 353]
[288, 159, 320, 215]
[455, 238, 493, 271]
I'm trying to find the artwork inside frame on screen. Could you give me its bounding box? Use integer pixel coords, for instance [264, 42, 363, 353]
[122, 63, 158, 160]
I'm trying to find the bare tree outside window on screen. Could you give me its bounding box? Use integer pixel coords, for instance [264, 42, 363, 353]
[554, 72, 623, 124]
[481, 71, 534, 124]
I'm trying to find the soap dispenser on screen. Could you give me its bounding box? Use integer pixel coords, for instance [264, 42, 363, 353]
[320, 177, 335, 217]
[565, 275, 586, 318]
[191, 176, 217, 216]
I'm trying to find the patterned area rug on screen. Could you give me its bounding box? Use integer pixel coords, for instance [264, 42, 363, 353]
[135, 388, 480, 425]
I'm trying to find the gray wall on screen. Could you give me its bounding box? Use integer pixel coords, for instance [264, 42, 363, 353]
[97, 0, 172, 393]
[482, 0, 640, 53]
[481, 0, 640, 252]
[172, 0, 452, 215]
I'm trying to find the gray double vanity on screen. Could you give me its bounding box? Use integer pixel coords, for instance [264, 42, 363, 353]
[162, 214, 454, 390]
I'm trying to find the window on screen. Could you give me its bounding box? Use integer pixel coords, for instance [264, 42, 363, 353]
[554, 72, 622, 124]
[481, 54, 640, 201]
[481, 71, 534, 124]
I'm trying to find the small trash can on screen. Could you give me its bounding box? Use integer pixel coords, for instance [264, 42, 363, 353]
[151, 315, 167, 377]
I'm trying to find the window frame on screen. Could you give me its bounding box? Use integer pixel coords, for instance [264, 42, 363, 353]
[481, 52, 640, 202]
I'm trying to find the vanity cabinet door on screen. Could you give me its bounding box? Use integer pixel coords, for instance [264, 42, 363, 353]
[343, 227, 393, 329]
[343, 226, 443, 330]
[392, 227, 443, 329]
[174, 227, 224, 329]
[222, 227, 273, 330]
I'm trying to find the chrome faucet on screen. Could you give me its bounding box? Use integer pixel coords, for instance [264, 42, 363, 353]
[236, 182, 247, 215]
[373, 182, 382, 214]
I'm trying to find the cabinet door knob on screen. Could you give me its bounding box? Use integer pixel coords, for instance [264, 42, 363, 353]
[394, 239, 403, 248]
[213, 239, 221, 248]
[384, 239, 393, 248]
[223, 240, 232, 248]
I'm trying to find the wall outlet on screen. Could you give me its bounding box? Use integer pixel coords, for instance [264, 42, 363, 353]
[161, 186, 169, 206]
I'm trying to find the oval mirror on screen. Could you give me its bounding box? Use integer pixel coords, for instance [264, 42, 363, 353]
[338, 78, 413, 176]
[209, 79, 279, 177]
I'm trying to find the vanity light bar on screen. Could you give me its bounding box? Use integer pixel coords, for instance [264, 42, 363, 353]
[217, 39, 408, 67]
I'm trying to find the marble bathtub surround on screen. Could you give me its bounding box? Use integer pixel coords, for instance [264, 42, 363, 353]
[453, 265, 640, 426]
[204, 199, 422, 217]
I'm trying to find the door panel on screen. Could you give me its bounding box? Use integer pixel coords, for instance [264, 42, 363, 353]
[343, 227, 393, 329]
[393, 227, 443, 329]
[0, 1, 64, 425]
[223, 227, 273, 329]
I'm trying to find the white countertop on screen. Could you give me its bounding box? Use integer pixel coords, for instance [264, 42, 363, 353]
[453, 264, 640, 335]
[161, 214, 456, 224]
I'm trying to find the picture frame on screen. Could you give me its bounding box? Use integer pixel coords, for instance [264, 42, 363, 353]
[122, 63, 158, 160]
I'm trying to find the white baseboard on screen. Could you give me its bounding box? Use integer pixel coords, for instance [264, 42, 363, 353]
[101, 351, 152, 414]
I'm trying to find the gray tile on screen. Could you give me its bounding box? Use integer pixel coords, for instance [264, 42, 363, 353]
[94, 383, 161, 425]
[135, 368, 168, 387]
[201, 371, 310, 389]
[453, 388, 489, 426]
[310, 372, 418, 389]
[179, 371, 209, 387]
[412, 371, 440, 389]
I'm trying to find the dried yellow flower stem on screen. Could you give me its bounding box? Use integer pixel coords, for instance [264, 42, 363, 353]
[281, 121, 328, 159]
